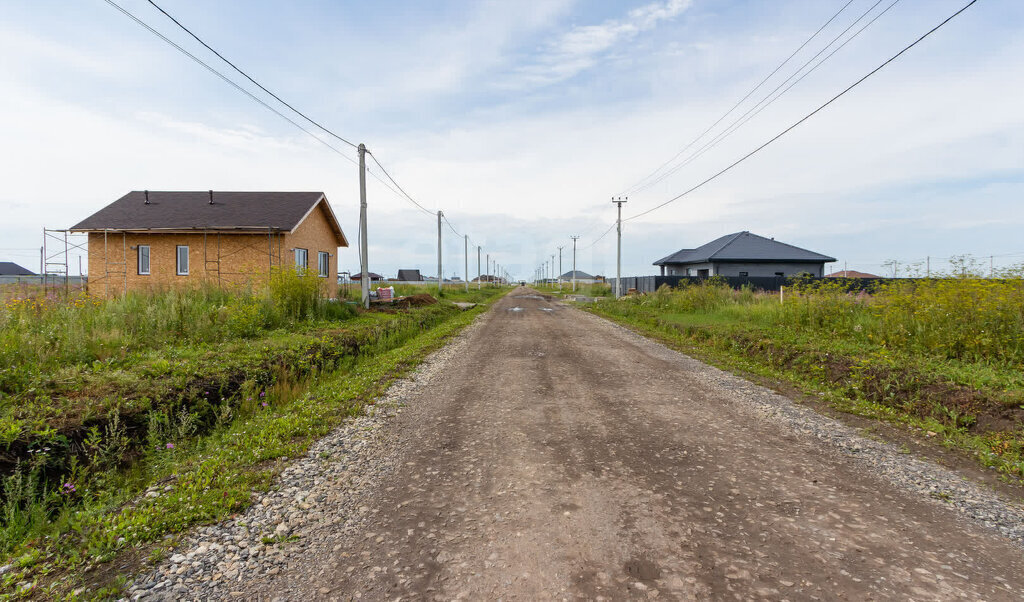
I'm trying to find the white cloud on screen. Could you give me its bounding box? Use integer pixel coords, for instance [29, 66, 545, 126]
[505, 0, 692, 88]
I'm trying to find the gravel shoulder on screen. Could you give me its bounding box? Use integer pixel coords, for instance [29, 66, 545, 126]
[128, 288, 1024, 601]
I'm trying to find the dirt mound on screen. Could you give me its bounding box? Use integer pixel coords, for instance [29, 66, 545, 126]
[395, 293, 438, 308]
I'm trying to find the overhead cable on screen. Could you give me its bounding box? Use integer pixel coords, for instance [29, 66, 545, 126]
[623, 0, 978, 223]
[619, 0, 857, 196]
[632, 0, 900, 194]
[102, 0, 359, 168]
[146, 0, 358, 149]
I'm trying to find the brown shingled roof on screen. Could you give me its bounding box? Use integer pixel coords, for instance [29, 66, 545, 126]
[70, 191, 348, 246]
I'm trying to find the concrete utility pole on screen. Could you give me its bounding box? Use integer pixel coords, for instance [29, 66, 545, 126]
[613, 196, 627, 298]
[570, 235, 580, 292]
[437, 211, 443, 294]
[464, 235, 469, 292]
[486, 253, 490, 286]
[358, 143, 369, 309]
[477, 246, 481, 290]
[557, 246, 564, 291]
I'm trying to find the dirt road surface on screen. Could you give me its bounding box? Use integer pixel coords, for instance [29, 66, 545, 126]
[176, 289, 1024, 600]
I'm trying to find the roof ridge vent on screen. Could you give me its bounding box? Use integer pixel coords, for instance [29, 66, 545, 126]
[208, 190, 214, 205]
[144, 190, 150, 205]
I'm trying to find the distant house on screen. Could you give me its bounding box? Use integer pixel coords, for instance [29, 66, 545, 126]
[827, 270, 881, 279]
[0, 262, 35, 276]
[654, 231, 835, 278]
[70, 191, 348, 297]
[350, 271, 384, 282]
[396, 269, 423, 282]
[558, 270, 597, 283]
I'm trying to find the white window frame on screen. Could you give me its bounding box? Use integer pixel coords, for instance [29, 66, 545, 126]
[294, 248, 308, 271]
[137, 245, 150, 275]
[317, 251, 330, 278]
[176, 245, 189, 276]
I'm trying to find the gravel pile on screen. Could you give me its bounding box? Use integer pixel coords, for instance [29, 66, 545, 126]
[589, 311, 1024, 547]
[124, 314, 484, 601]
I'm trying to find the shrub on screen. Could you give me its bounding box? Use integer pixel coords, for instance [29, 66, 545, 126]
[268, 267, 325, 320]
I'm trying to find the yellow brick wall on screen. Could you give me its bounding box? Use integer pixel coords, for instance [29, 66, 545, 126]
[282, 202, 342, 290]
[85, 201, 345, 298]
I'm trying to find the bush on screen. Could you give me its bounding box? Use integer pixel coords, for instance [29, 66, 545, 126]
[269, 268, 325, 320]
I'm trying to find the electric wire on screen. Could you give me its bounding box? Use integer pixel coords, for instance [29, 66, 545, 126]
[145, 0, 357, 149]
[633, 0, 900, 194]
[619, 0, 857, 197]
[109, 0, 492, 273]
[101, 0, 359, 169]
[622, 0, 978, 223]
[365, 151, 435, 216]
[107, 0, 464, 237]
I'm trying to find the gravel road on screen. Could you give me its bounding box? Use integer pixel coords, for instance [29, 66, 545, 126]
[129, 288, 1024, 601]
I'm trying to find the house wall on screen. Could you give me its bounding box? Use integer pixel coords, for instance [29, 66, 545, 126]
[664, 262, 714, 276]
[283, 202, 341, 288]
[663, 262, 825, 277]
[713, 262, 824, 278]
[86, 231, 286, 297]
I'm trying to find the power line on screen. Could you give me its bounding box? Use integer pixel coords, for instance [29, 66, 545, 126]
[620, 0, 857, 197]
[365, 152, 435, 216]
[624, 0, 978, 223]
[634, 0, 900, 194]
[102, 0, 359, 168]
[581, 222, 618, 250]
[145, 0, 357, 149]
[105, 0, 453, 223]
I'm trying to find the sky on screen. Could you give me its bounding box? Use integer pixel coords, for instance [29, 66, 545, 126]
[1, 0, 1022, 280]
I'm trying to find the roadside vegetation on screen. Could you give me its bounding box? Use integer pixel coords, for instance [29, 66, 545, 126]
[531, 282, 611, 298]
[0, 272, 508, 598]
[586, 275, 1024, 479]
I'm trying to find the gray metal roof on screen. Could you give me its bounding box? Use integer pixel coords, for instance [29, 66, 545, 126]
[654, 231, 835, 265]
[0, 262, 35, 276]
[559, 270, 595, 279]
[70, 191, 348, 246]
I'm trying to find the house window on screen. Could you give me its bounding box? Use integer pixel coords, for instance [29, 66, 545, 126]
[294, 248, 308, 270]
[317, 252, 330, 278]
[775, 271, 785, 277]
[738, 271, 748, 277]
[176, 245, 189, 275]
[697, 269, 710, 278]
[137, 245, 150, 275]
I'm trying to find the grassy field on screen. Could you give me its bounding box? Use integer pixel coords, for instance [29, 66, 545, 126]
[0, 275, 509, 598]
[585, 277, 1024, 479]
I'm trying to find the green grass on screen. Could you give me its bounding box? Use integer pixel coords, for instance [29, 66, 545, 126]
[0, 293, 499, 599]
[584, 279, 1024, 480]
[336, 282, 513, 305]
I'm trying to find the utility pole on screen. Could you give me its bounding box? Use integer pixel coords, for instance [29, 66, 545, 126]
[557, 247, 564, 291]
[570, 235, 580, 292]
[358, 143, 369, 309]
[613, 196, 627, 298]
[436, 211, 443, 294]
[477, 246, 481, 290]
[486, 253, 490, 287]
[464, 235, 469, 292]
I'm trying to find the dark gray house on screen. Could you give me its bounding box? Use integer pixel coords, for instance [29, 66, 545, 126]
[654, 231, 835, 278]
[396, 269, 423, 282]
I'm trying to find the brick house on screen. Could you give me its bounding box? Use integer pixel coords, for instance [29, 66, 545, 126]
[70, 191, 348, 297]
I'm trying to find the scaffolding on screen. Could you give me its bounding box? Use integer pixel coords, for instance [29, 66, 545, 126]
[43, 226, 286, 297]
[41, 229, 89, 296]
